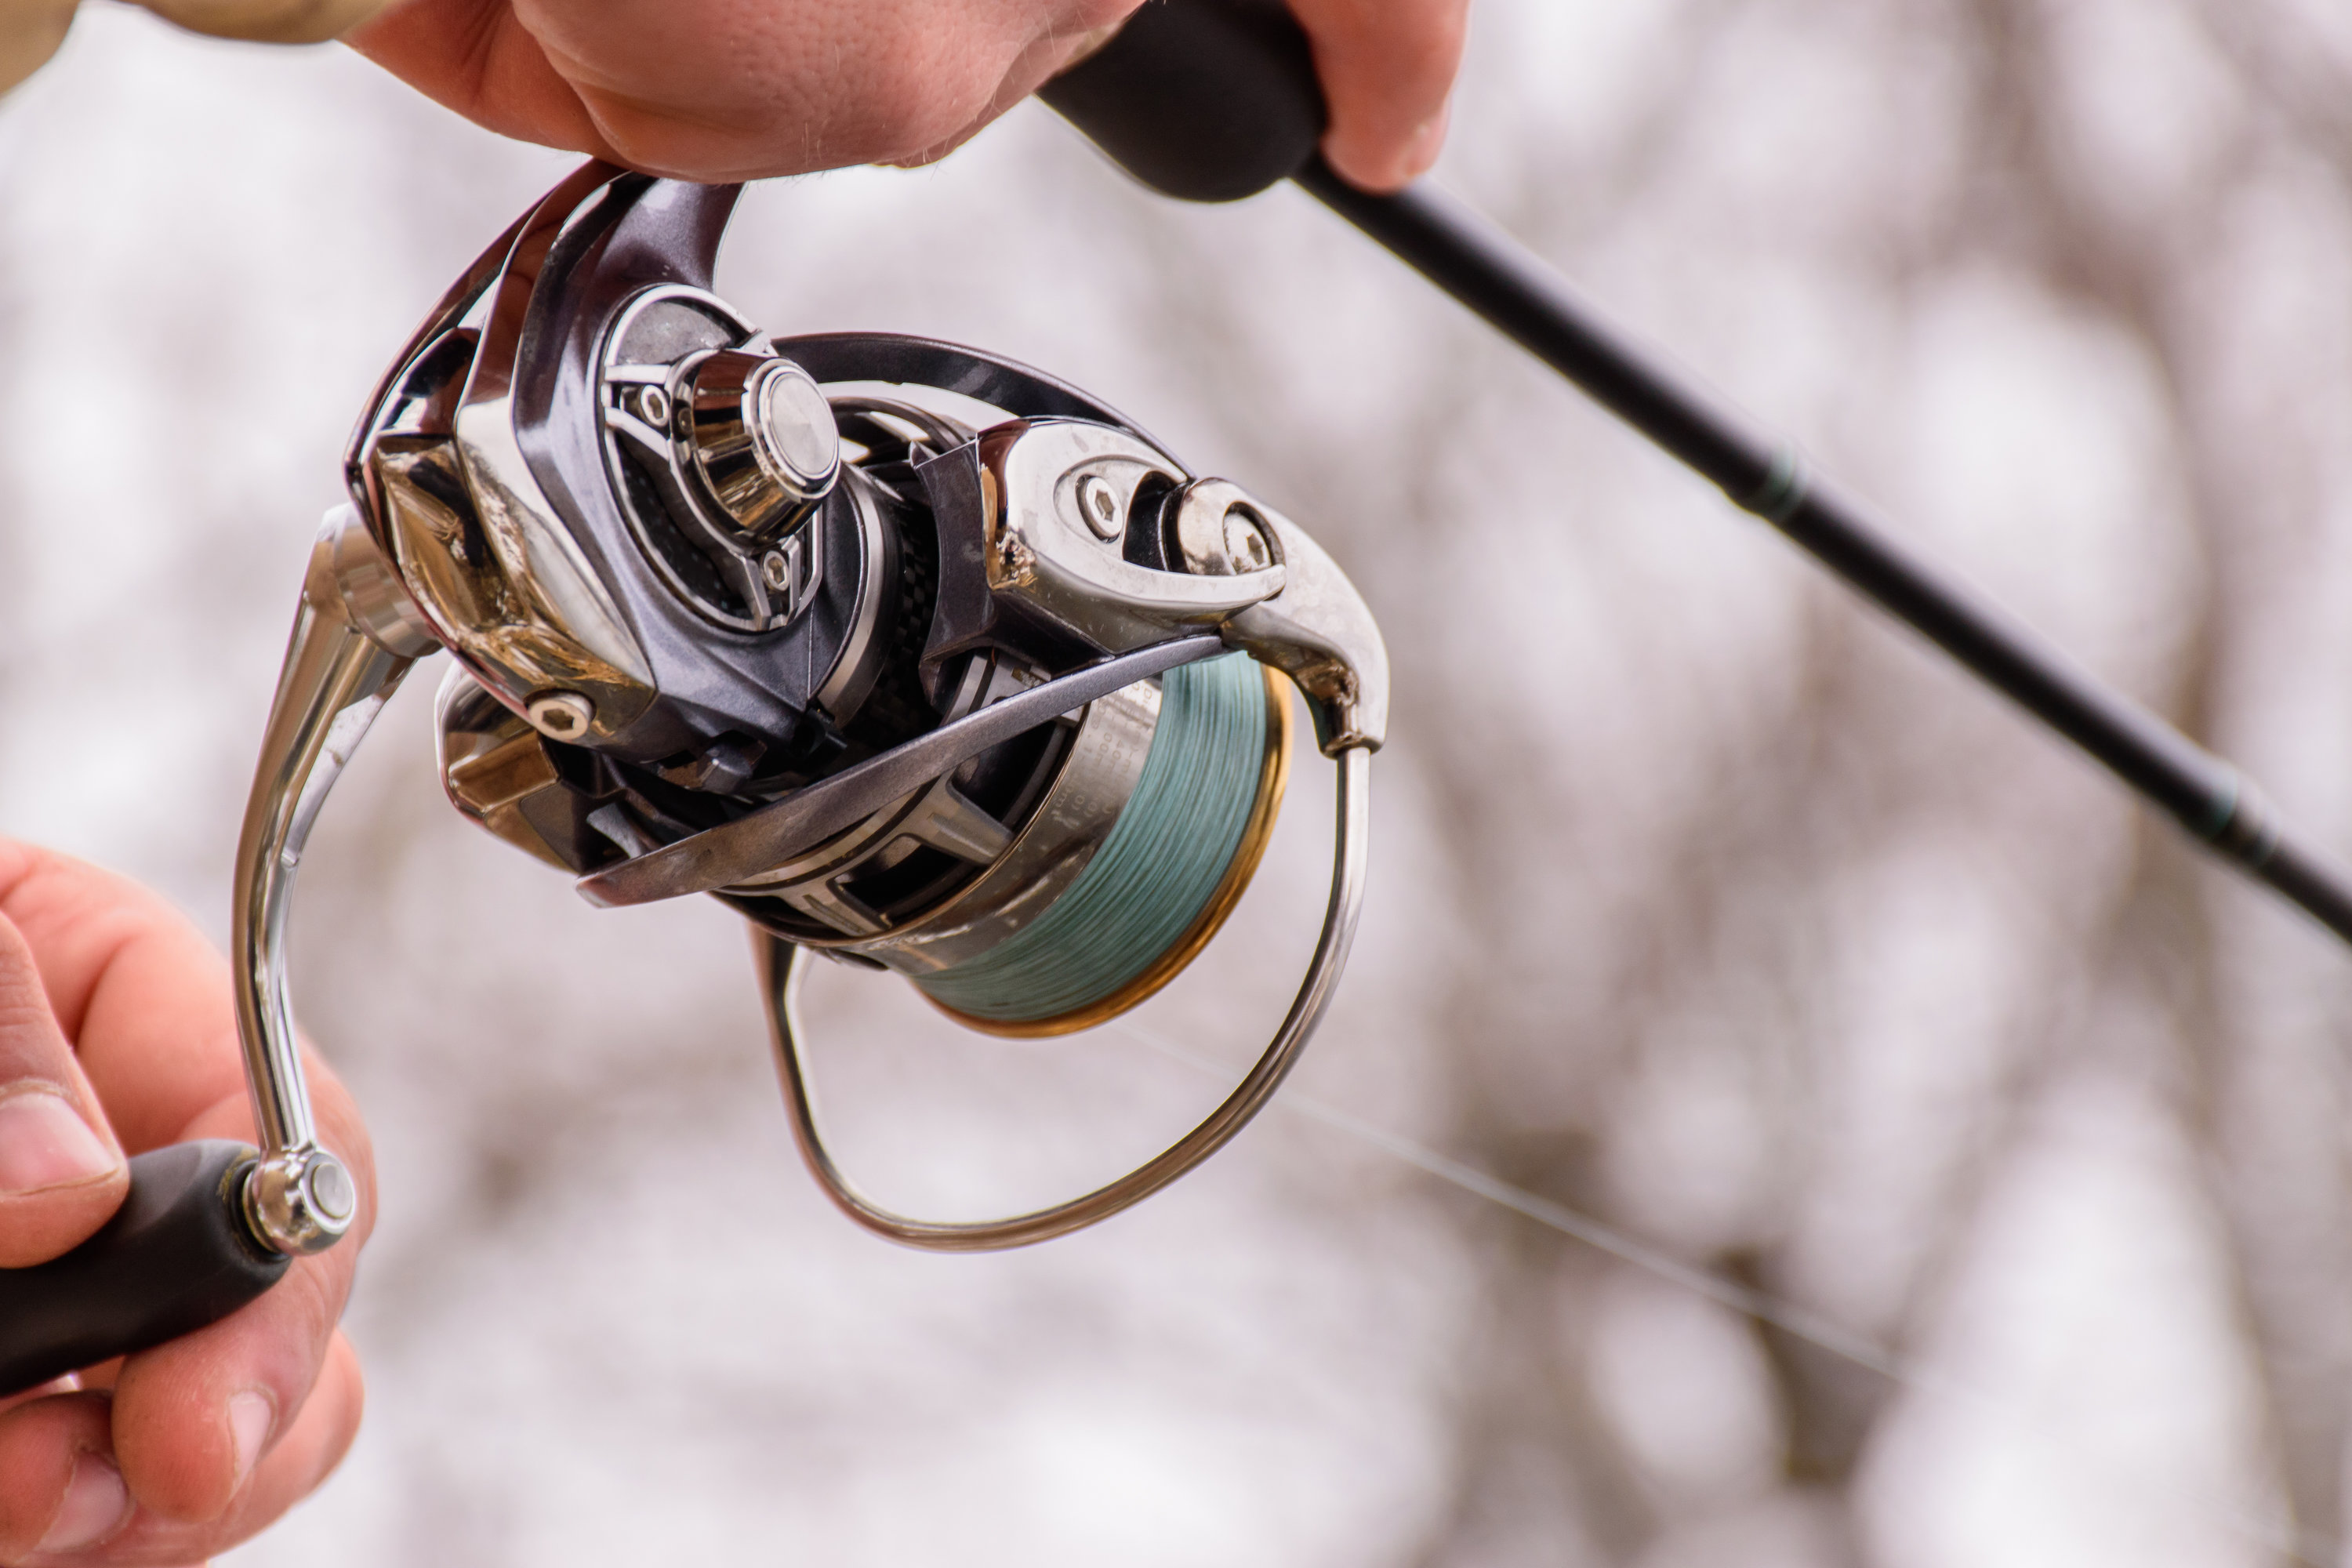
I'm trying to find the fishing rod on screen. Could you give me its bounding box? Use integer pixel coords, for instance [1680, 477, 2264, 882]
[1, 0, 2343, 1416]
[1042, 0, 2352, 943]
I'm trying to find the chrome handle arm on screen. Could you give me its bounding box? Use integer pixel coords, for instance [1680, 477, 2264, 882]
[231, 506, 437, 1254]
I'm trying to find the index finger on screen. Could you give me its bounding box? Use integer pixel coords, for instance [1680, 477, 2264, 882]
[0, 841, 247, 1158]
[1288, 0, 1469, 191]
[0, 842, 374, 1530]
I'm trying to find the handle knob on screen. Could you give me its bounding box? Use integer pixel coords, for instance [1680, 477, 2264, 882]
[0, 1142, 289, 1399]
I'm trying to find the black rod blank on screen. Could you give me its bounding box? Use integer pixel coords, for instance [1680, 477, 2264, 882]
[1294, 162, 2352, 943]
[1041, 0, 2352, 946]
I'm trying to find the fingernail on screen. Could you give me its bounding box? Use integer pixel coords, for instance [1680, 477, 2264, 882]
[0, 1092, 115, 1195]
[39, 1454, 129, 1552]
[1402, 109, 1450, 181]
[228, 1391, 275, 1490]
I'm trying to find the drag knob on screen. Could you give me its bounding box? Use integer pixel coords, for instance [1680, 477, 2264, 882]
[684, 351, 841, 540]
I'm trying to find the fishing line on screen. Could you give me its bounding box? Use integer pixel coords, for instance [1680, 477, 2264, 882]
[919, 652, 1278, 1026]
[1115, 1018, 2325, 1565]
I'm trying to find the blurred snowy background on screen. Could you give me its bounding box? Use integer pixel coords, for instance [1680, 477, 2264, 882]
[8, 0, 2352, 1563]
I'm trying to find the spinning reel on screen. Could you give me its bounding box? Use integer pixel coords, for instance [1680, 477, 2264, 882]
[0, 162, 1385, 1392]
[271, 164, 1385, 1255]
[10, 0, 2351, 1405]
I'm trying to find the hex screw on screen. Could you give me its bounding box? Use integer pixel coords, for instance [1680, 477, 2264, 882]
[1222, 508, 1273, 572]
[1076, 474, 1123, 540]
[527, 691, 594, 741]
[634, 384, 670, 429]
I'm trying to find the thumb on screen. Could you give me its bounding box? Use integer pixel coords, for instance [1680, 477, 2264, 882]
[0, 913, 129, 1269]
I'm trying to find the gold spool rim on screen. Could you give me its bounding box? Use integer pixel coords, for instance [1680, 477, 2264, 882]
[927, 662, 1296, 1040]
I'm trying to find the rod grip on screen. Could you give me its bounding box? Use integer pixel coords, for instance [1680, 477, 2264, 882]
[0, 1141, 289, 1398]
[1040, 0, 1327, 201]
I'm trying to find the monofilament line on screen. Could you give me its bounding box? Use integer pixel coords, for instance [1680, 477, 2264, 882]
[1114, 1020, 2326, 1566]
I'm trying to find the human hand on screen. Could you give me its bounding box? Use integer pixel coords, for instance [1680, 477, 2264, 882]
[347, 0, 1468, 191]
[8, 1, 1468, 192]
[0, 842, 371, 1566]
[1287, 0, 1468, 190]
[2, 0, 383, 97]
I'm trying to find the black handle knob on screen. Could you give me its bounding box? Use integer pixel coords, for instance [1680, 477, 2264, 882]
[1039, 0, 1327, 202]
[0, 1141, 289, 1398]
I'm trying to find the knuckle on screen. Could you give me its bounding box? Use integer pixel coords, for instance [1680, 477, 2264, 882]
[858, 51, 987, 162]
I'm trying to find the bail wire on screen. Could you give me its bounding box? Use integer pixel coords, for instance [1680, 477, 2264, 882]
[757, 744, 1370, 1252]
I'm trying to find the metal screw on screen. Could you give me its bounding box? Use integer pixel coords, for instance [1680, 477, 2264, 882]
[527, 691, 594, 741]
[1076, 474, 1123, 540]
[1223, 508, 1273, 572]
[634, 384, 670, 428]
[761, 550, 793, 591]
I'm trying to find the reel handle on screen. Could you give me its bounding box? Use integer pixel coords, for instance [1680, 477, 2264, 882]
[0, 1143, 289, 1399]
[0, 510, 416, 1394]
[227, 506, 424, 1259]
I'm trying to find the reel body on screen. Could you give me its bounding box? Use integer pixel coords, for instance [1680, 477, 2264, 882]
[252, 164, 1388, 1256]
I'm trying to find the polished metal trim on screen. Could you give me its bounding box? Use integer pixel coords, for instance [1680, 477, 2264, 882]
[806, 677, 1160, 967]
[1167, 477, 1280, 577]
[684, 350, 840, 538]
[230, 520, 418, 1254]
[437, 179, 658, 738]
[575, 633, 1228, 908]
[436, 665, 575, 871]
[808, 466, 895, 721]
[1218, 506, 1389, 753]
[976, 419, 1284, 649]
[597, 284, 784, 631]
[321, 503, 439, 658]
[757, 744, 1371, 1251]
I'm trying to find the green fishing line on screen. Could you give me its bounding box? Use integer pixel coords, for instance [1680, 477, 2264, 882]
[916, 652, 1268, 1024]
